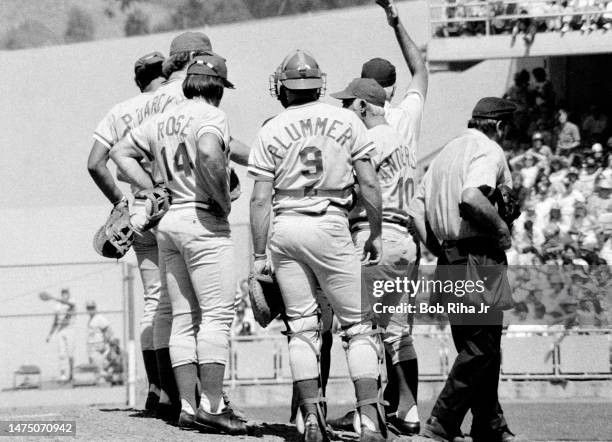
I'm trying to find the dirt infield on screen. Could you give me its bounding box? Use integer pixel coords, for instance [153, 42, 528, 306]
[1, 399, 612, 441]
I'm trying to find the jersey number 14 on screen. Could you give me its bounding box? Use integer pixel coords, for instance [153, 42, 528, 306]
[160, 142, 194, 182]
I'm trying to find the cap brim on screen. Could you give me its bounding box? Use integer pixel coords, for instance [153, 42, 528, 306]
[330, 89, 356, 100]
[281, 78, 323, 89]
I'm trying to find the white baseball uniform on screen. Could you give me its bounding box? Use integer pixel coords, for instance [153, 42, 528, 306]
[249, 100, 380, 382]
[126, 98, 235, 367]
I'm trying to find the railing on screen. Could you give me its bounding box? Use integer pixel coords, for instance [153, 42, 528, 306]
[430, 0, 612, 37]
[222, 328, 612, 386]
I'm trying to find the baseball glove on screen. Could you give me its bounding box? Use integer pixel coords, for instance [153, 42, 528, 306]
[134, 186, 172, 231]
[248, 273, 284, 328]
[230, 168, 241, 202]
[478, 184, 522, 228]
[93, 200, 135, 259]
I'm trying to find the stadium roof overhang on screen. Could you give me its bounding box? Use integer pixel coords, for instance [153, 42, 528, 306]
[427, 31, 612, 65]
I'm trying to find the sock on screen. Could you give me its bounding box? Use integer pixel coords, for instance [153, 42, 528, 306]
[320, 331, 332, 396]
[383, 351, 399, 413]
[354, 378, 380, 432]
[396, 359, 418, 420]
[199, 363, 225, 413]
[142, 350, 160, 392]
[155, 348, 179, 407]
[174, 362, 198, 413]
[296, 378, 319, 417]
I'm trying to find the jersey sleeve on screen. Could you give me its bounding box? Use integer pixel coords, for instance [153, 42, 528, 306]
[350, 115, 375, 161]
[195, 108, 231, 150]
[394, 90, 425, 143]
[247, 130, 275, 182]
[93, 109, 118, 149]
[462, 142, 504, 191]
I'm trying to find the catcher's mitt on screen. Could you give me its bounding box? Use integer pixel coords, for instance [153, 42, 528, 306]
[93, 200, 135, 259]
[248, 273, 284, 328]
[478, 184, 521, 228]
[134, 186, 172, 231]
[230, 168, 241, 202]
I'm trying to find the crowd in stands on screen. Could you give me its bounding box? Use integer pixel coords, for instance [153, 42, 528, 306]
[434, 0, 612, 41]
[500, 66, 612, 329]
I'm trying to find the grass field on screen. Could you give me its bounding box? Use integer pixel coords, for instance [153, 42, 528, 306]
[2, 400, 612, 441]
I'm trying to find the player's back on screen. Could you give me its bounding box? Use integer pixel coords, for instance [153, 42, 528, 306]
[132, 99, 230, 207]
[350, 123, 417, 228]
[94, 77, 184, 148]
[253, 101, 373, 214]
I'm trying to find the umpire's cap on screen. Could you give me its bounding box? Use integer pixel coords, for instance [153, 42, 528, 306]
[472, 97, 517, 120]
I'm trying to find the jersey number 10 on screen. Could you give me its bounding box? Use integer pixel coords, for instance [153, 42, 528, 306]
[160, 142, 194, 182]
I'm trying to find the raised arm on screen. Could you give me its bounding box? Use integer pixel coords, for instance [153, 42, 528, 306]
[377, 0, 428, 99]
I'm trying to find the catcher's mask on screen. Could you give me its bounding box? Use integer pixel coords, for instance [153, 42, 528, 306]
[269, 49, 326, 100]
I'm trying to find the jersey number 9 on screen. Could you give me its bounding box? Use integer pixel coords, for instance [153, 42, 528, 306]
[299, 146, 323, 179]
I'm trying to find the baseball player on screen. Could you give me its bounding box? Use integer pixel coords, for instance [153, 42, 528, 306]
[249, 49, 386, 442]
[85, 301, 112, 378]
[87, 50, 176, 416]
[111, 54, 248, 435]
[330, 0, 428, 434]
[45, 288, 76, 382]
[408, 97, 517, 442]
[330, 77, 420, 437]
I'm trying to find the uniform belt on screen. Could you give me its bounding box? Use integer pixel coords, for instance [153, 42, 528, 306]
[274, 187, 353, 198]
[349, 218, 407, 233]
[275, 205, 348, 218]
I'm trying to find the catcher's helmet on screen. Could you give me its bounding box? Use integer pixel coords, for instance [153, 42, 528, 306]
[270, 49, 326, 98]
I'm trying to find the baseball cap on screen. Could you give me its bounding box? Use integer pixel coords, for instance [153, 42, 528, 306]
[331, 78, 386, 108]
[86, 301, 96, 309]
[134, 51, 165, 74]
[170, 31, 213, 55]
[532, 132, 543, 141]
[597, 177, 612, 189]
[472, 97, 517, 120]
[361, 58, 396, 88]
[187, 55, 235, 89]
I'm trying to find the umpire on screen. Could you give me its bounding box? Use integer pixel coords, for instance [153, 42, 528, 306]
[408, 97, 517, 442]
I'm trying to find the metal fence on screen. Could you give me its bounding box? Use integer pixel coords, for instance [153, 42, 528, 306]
[223, 329, 612, 386]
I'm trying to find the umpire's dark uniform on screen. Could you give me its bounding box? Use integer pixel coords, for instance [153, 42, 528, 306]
[408, 98, 517, 442]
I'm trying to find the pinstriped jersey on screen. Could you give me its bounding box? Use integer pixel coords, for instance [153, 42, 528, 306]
[248, 101, 374, 214]
[127, 99, 231, 206]
[349, 123, 417, 228]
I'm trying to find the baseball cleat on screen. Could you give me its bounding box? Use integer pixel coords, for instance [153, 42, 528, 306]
[222, 391, 246, 421]
[387, 413, 420, 436]
[194, 405, 249, 435]
[327, 410, 356, 431]
[177, 410, 196, 430]
[359, 425, 387, 442]
[144, 391, 159, 412]
[303, 413, 326, 442]
[155, 402, 180, 423]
